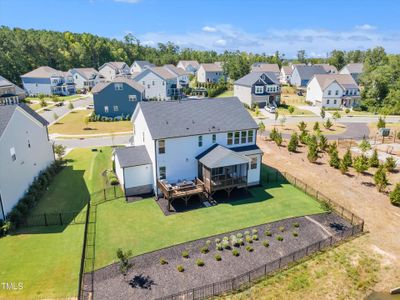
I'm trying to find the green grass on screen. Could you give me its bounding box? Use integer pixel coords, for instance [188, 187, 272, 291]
[0, 148, 112, 299]
[94, 166, 325, 269]
[216, 89, 234, 98]
[278, 106, 315, 116]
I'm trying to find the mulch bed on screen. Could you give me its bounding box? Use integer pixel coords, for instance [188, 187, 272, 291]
[92, 212, 352, 300]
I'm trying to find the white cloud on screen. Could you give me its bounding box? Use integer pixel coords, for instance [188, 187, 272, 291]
[355, 24, 377, 30]
[202, 26, 217, 33]
[136, 24, 400, 57]
[114, 0, 140, 3]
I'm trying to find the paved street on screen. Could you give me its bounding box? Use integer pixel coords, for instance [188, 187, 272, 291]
[52, 134, 132, 149]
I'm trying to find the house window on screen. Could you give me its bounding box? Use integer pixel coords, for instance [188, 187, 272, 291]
[227, 132, 233, 145]
[114, 83, 123, 91]
[159, 139, 165, 154]
[28, 140, 31, 148]
[212, 134, 216, 144]
[142, 132, 145, 142]
[159, 166, 166, 180]
[142, 81, 145, 86]
[255, 86, 264, 94]
[113, 105, 119, 112]
[10, 147, 16, 161]
[334, 99, 337, 104]
[250, 157, 257, 169]
[241, 131, 247, 144]
[335, 90, 339, 95]
[328, 90, 331, 95]
[147, 84, 150, 89]
[162, 81, 165, 85]
[104, 106, 109, 113]
[198, 135, 203, 147]
[129, 95, 137, 101]
[327, 99, 330, 104]
[248, 130, 254, 143]
[152, 81, 155, 86]
[234, 132, 240, 144]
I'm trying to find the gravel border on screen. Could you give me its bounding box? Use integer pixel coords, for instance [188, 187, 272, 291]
[92, 212, 351, 300]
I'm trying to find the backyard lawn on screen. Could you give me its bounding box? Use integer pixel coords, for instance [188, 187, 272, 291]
[49, 109, 132, 135]
[216, 89, 234, 98]
[94, 166, 326, 270]
[278, 105, 315, 116]
[0, 148, 112, 299]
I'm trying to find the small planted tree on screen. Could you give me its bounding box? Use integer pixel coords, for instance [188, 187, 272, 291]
[328, 142, 338, 155]
[329, 150, 340, 169]
[275, 132, 283, 147]
[323, 118, 333, 130]
[332, 111, 341, 123]
[40, 98, 47, 107]
[269, 127, 278, 141]
[299, 130, 309, 145]
[297, 121, 307, 132]
[68, 102, 74, 110]
[83, 116, 90, 129]
[353, 155, 369, 176]
[320, 107, 326, 119]
[389, 183, 400, 206]
[288, 132, 299, 152]
[254, 104, 260, 117]
[313, 122, 320, 132]
[307, 144, 318, 163]
[53, 144, 66, 160]
[369, 149, 380, 168]
[274, 110, 279, 124]
[359, 138, 371, 154]
[116, 248, 133, 280]
[318, 135, 328, 152]
[384, 156, 396, 173]
[374, 165, 388, 192]
[339, 159, 348, 174]
[288, 106, 295, 115]
[258, 121, 265, 133]
[377, 116, 386, 129]
[343, 149, 353, 167]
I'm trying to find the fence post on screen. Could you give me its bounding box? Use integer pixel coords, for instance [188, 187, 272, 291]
[350, 214, 354, 225]
[103, 189, 106, 200]
[318, 240, 321, 251]
[278, 257, 281, 269]
[59, 213, 63, 225]
[330, 236, 333, 246]
[44, 213, 48, 226]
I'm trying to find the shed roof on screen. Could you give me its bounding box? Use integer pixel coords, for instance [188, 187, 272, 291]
[114, 145, 151, 168]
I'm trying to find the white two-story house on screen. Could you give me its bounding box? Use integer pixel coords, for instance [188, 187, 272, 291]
[130, 60, 155, 74]
[98, 62, 130, 81]
[0, 103, 54, 219]
[197, 63, 226, 83]
[133, 67, 182, 100]
[113, 98, 262, 203]
[164, 64, 190, 87]
[234, 72, 281, 108]
[177, 60, 200, 74]
[69, 68, 105, 90]
[306, 74, 361, 108]
[21, 66, 76, 96]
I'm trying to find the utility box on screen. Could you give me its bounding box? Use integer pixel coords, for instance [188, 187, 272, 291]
[379, 128, 390, 137]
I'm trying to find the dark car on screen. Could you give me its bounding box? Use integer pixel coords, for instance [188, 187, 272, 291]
[55, 101, 64, 107]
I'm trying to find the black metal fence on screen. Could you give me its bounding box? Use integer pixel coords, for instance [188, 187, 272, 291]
[23, 210, 86, 227]
[91, 185, 124, 205]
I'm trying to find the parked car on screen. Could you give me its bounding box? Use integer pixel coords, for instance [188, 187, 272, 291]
[86, 104, 94, 109]
[55, 101, 64, 107]
[297, 90, 303, 96]
[264, 105, 276, 113]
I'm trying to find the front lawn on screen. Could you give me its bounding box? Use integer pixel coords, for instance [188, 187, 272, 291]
[49, 109, 132, 135]
[216, 89, 234, 98]
[0, 148, 112, 299]
[26, 95, 83, 102]
[278, 105, 315, 116]
[94, 166, 325, 270]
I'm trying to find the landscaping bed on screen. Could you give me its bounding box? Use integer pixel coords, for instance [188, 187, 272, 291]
[92, 213, 352, 300]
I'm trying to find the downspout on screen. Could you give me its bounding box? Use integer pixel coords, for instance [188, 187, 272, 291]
[0, 191, 5, 220]
[154, 139, 158, 197]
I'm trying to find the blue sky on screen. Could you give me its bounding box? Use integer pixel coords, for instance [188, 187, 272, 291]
[1, 0, 399, 57]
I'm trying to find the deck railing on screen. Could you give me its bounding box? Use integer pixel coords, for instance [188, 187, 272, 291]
[157, 178, 205, 199]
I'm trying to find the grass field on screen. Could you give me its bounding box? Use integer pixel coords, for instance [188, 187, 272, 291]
[278, 105, 315, 116]
[267, 121, 347, 136]
[49, 109, 132, 135]
[94, 165, 326, 269]
[0, 148, 112, 299]
[216, 89, 234, 98]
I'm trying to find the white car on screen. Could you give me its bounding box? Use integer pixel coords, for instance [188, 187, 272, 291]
[264, 105, 276, 113]
[86, 104, 94, 109]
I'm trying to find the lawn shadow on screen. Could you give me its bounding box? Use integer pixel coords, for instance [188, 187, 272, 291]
[13, 165, 90, 234]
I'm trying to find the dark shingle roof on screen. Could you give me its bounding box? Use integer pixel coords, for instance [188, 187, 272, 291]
[132, 60, 155, 69]
[294, 65, 327, 81]
[137, 97, 258, 140]
[114, 145, 151, 168]
[234, 72, 279, 87]
[91, 77, 144, 93]
[197, 145, 250, 168]
[0, 103, 48, 137]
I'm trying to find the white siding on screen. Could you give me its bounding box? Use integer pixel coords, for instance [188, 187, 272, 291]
[22, 82, 52, 96]
[114, 155, 124, 185]
[99, 65, 116, 81]
[306, 77, 323, 104]
[123, 164, 153, 189]
[234, 85, 252, 107]
[196, 66, 207, 83]
[0, 109, 54, 218]
[247, 154, 261, 186]
[135, 71, 171, 100]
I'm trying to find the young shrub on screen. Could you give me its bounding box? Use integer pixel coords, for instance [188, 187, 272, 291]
[216, 243, 223, 251]
[345, 108, 350, 114]
[229, 234, 236, 241]
[374, 165, 389, 192]
[269, 127, 278, 141]
[389, 183, 400, 206]
[215, 238, 221, 244]
[288, 105, 295, 115]
[251, 228, 258, 234]
[319, 135, 328, 152]
[196, 259, 205, 267]
[293, 222, 300, 228]
[323, 118, 333, 130]
[275, 132, 283, 147]
[223, 236, 229, 241]
[359, 138, 371, 154]
[245, 235, 253, 243]
[299, 130, 309, 145]
[278, 226, 285, 232]
[263, 240, 270, 247]
[200, 246, 209, 254]
[329, 150, 340, 169]
[377, 116, 386, 129]
[320, 107, 326, 119]
[177, 265, 185, 272]
[313, 122, 320, 132]
[353, 155, 369, 175]
[252, 234, 259, 241]
[246, 245, 254, 252]
[244, 230, 250, 236]
[369, 149, 380, 168]
[236, 233, 243, 238]
[182, 250, 189, 258]
[215, 254, 222, 261]
[276, 235, 284, 242]
[297, 121, 307, 132]
[384, 156, 396, 172]
[160, 258, 168, 265]
[264, 230, 272, 236]
[307, 144, 318, 163]
[343, 149, 353, 167]
[339, 159, 348, 175]
[288, 132, 299, 153]
[238, 238, 244, 246]
[231, 237, 240, 248]
[222, 240, 230, 249]
[116, 248, 133, 278]
[232, 249, 240, 257]
[293, 231, 299, 237]
[206, 240, 211, 246]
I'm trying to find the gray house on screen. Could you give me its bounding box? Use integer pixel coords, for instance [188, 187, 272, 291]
[339, 63, 364, 83]
[92, 77, 145, 118]
[0, 75, 26, 105]
[234, 72, 281, 108]
[290, 65, 327, 87]
[0, 103, 54, 219]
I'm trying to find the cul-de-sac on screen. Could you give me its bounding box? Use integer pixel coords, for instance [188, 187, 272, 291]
[0, 1, 399, 299]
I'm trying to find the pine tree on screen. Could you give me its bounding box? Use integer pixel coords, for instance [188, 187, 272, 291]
[258, 121, 265, 133]
[359, 138, 371, 153]
[288, 132, 299, 152]
[377, 116, 386, 129]
[299, 130, 309, 145]
[339, 159, 348, 174]
[343, 149, 353, 167]
[297, 121, 307, 132]
[329, 150, 340, 169]
[313, 122, 320, 132]
[384, 156, 396, 172]
[269, 127, 278, 141]
[353, 155, 369, 175]
[320, 107, 326, 119]
[324, 118, 333, 130]
[369, 149, 380, 167]
[319, 135, 328, 152]
[275, 132, 283, 147]
[374, 165, 388, 192]
[328, 142, 338, 155]
[389, 183, 400, 206]
[307, 144, 318, 163]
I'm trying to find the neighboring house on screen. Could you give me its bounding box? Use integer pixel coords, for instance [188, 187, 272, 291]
[114, 98, 262, 198]
[280, 66, 293, 84]
[234, 72, 281, 108]
[290, 65, 327, 87]
[133, 67, 182, 100]
[69, 68, 105, 90]
[21, 66, 76, 96]
[251, 63, 280, 79]
[0, 75, 26, 105]
[177, 60, 200, 74]
[98, 62, 130, 81]
[163, 64, 190, 87]
[306, 74, 361, 108]
[92, 77, 144, 118]
[315, 64, 338, 74]
[0, 103, 54, 219]
[197, 63, 226, 83]
[130, 60, 155, 73]
[339, 63, 364, 83]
